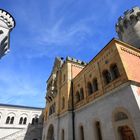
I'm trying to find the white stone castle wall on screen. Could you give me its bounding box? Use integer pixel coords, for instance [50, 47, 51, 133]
[0, 105, 42, 139]
[43, 112, 73, 140]
[74, 83, 140, 140]
[42, 83, 140, 140]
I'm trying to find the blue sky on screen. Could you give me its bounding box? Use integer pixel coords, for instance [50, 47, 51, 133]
[0, 0, 139, 108]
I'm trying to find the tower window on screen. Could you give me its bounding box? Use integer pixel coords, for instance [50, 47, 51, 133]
[123, 20, 128, 28]
[0, 30, 3, 34]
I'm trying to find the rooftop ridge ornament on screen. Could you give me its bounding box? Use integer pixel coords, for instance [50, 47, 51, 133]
[0, 9, 15, 58]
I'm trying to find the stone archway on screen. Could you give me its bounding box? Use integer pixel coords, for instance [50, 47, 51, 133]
[118, 125, 135, 140]
[112, 108, 137, 140]
[47, 124, 54, 140]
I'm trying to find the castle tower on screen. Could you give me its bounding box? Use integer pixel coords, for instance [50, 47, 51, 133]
[116, 6, 140, 48]
[0, 9, 15, 58]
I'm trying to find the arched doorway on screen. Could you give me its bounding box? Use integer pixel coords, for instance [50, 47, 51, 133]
[47, 124, 54, 140]
[112, 108, 137, 140]
[118, 125, 135, 140]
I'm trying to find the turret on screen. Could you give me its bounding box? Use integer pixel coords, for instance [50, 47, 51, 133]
[0, 9, 15, 58]
[116, 6, 140, 48]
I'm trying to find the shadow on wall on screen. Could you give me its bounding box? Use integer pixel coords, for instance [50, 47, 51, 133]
[24, 114, 43, 140]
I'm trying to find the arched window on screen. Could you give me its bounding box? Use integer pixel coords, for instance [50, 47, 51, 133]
[47, 124, 54, 140]
[6, 116, 10, 124]
[49, 103, 56, 115]
[53, 103, 56, 113]
[123, 19, 128, 28]
[87, 82, 93, 95]
[32, 118, 35, 125]
[130, 15, 136, 23]
[23, 117, 27, 124]
[19, 117, 23, 124]
[80, 88, 84, 100]
[95, 121, 102, 140]
[80, 126, 84, 140]
[10, 117, 14, 124]
[35, 118, 39, 124]
[62, 97, 65, 109]
[92, 78, 98, 92]
[61, 129, 65, 140]
[110, 64, 120, 80]
[0, 30, 4, 34]
[49, 107, 52, 115]
[102, 70, 111, 85]
[0, 113, 2, 121]
[76, 91, 80, 103]
[114, 112, 128, 121]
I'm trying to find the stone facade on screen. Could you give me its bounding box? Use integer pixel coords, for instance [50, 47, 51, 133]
[0, 104, 43, 140]
[42, 38, 140, 140]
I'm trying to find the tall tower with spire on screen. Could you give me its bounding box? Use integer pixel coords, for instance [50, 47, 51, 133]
[0, 9, 15, 58]
[116, 6, 140, 48]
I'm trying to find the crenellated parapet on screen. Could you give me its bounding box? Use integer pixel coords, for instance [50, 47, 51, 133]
[0, 9, 15, 29]
[0, 9, 15, 58]
[66, 56, 87, 66]
[116, 6, 140, 48]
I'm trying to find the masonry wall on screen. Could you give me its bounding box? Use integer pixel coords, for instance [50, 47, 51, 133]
[74, 83, 140, 140]
[0, 105, 42, 139]
[43, 39, 140, 140]
[43, 111, 73, 140]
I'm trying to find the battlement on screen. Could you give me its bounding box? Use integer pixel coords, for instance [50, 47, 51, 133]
[116, 6, 140, 33]
[0, 9, 15, 29]
[66, 56, 87, 66]
[115, 6, 140, 48]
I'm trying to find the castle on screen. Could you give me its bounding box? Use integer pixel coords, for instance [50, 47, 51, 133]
[0, 6, 140, 140]
[42, 6, 140, 140]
